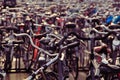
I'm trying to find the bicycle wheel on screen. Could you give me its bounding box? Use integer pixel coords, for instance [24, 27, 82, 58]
[110, 74, 120, 80]
[39, 72, 58, 80]
[4, 50, 12, 71]
[69, 57, 79, 80]
[23, 38, 41, 71]
[0, 74, 4, 80]
[23, 43, 34, 71]
[66, 51, 79, 80]
[0, 50, 6, 71]
[86, 76, 101, 80]
[111, 77, 120, 80]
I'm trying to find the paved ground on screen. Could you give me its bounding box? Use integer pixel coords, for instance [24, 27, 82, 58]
[3, 56, 88, 80]
[5, 72, 87, 80]
[5, 73, 28, 80]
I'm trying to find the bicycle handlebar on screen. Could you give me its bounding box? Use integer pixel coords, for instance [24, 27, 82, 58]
[87, 25, 120, 36]
[24, 41, 79, 80]
[14, 33, 57, 57]
[56, 32, 112, 46]
[4, 27, 18, 31]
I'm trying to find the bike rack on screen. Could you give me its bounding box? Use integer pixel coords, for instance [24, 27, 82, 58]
[7, 47, 28, 73]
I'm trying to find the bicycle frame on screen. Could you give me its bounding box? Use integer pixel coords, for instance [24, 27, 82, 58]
[33, 26, 41, 61]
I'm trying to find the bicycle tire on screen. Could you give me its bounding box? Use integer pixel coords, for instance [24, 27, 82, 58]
[0, 74, 4, 80]
[66, 53, 79, 80]
[86, 76, 101, 80]
[39, 72, 58, 80]
[23, 38, 41, 71]
[110, 75, 120, 80]
[0, 50, 6, 71]
[111, 77, 120, 80]
[23, 43, 34, 71]
[4, 50, 12, 71]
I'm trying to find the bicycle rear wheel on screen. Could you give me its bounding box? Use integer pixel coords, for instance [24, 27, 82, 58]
[0, 74, 4, 80]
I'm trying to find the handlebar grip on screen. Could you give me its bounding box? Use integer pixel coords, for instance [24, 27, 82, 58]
[13, 40, 24, 44]
[56, 31, 113, 46]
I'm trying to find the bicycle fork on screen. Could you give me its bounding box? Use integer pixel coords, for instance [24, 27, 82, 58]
[58, 52, 69, 80]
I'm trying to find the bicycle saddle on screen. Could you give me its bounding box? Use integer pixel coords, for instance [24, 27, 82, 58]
[6, 13, 12, 16]
[34, 34, 45, 39]
[60, 12, 66, 16]
[3, 40, 24, 47]
[5, 27, 18, 31]
[94, 26, 103, 31]
[92, 18, 100, 23]
[109, 24, 120, 29]
[17, 23, 25, 27]
[65, 22, 76, 28]
[25, 16, 31, 21]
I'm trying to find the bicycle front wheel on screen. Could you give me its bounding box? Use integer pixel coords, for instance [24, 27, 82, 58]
[66, 53, 79, 80]
[39, 72, 58, 80]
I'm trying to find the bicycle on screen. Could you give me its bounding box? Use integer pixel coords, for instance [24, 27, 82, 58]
[1, 27, 24, 72]
[14, 32, 81, 80]
[89, 24, 120, 80]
